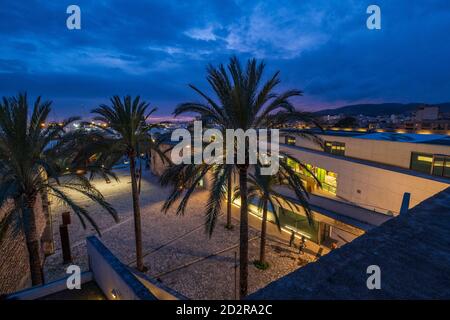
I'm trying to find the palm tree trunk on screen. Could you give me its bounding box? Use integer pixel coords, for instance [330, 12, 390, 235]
[238, 166, 249, 299]
[145, 151, 151, 170]
[129, 154, 144, 271]
[226, 173, 232, 229]
[40, 190, 54, 256]
[259, 199, 268, 264]
[23, 197, 44, 286]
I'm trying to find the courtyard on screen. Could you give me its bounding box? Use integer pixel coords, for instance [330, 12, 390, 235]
[44, 168, 315, 299]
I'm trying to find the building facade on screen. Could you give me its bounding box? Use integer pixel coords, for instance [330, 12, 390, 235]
[150, 130, 450, 250]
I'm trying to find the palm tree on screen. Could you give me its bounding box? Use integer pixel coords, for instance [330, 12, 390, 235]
[90, 95, 164, 272]
[0, 93, 118, 286]
[160, 57, 316, 298]
[236, 157, 320, 268]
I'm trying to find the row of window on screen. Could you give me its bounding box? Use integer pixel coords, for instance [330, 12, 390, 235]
[285, 135, 346, 156]
[284, 135, 449, 179]
[410, 152, 450, 178]
[286, 135, 296, 145]
[284, 158, 338, 195]
[324, 141, 346, 156]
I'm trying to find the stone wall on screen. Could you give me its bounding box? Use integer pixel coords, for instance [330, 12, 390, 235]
[0, 195, 48, 295]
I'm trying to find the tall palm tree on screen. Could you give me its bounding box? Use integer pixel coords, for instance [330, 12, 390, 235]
[225, 168, 234, 229]
[90, 95, 164, 272]
[236, 157, 320, 268]
[0, 93, 118, 286]
[160, 57, 316, 298]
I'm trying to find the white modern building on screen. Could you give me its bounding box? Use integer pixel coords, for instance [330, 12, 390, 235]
[150, 129, 450, 250]
[276, 129, 450, 247]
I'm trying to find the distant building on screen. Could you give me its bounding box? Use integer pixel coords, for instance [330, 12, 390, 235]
[396, 106, 450, 132]
[415, 106, 440, 121]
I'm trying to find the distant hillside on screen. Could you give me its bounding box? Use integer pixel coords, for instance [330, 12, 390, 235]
[314, 103, 450, 117]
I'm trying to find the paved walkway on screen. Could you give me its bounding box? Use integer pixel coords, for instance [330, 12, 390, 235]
[43, 169, 315, 299]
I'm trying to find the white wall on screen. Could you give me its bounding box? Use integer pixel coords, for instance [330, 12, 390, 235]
[86, 237, 156, 300]
[284, 134, 450, 169]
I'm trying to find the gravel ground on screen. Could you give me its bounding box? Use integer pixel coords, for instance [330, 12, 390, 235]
[44, 168, 314, 299]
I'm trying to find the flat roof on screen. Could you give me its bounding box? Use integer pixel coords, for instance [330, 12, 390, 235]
[248, 187, 450, 299]
[282, 129, 450, 146]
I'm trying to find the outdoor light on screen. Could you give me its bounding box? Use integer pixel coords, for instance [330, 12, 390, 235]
[110, 288, 120, 300]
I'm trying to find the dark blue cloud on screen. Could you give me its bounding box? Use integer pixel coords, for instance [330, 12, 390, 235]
[0, 0, 449, 118]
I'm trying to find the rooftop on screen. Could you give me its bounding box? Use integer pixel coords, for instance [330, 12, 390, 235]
[249, 187, 450, 299]
[282, 129, 450, 146]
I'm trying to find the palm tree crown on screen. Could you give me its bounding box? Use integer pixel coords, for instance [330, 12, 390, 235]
[160, 57, 317, 298]
[90, 95, 164, 271]
[0, 93, 118, 285]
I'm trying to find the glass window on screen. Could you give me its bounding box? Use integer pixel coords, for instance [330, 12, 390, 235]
[324, 141, 345, 156]
[444, 157, 450, 178]
[286, 157, 300, 172]
[410, 152, 433, 174]
[432, 156, 445, 176]
[286, 135, 296, 145]
[279, 209, 319, 243]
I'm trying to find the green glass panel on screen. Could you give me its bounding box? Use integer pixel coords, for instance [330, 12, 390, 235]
[410, 152, 433, 174]
[444, 158, 450, 178]
[433, 156, 444, 176]
[279, 209, 318, 243]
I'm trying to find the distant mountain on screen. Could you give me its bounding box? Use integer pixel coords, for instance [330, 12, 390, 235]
[314, 103, 450, 117]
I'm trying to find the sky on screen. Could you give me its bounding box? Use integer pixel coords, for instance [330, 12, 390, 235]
[1, 0, 450, 119]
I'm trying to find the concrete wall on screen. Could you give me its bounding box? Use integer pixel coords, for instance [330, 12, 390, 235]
[281, 144, 449, 215]
[132, 270, 186, 300]
[283, 134, 450, 169]
[0, 196, 48, 295]
[6, 272, 93, 300]
[86, 236, 156, 300]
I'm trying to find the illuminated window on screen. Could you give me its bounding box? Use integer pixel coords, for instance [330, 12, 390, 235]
[324, 141, 345, 156]
[444, 158, 450, 178]
[410, 152, 433, 174]
[286, 135, 296, 145]
[285, 157, 300, 172]
[432, 156, 445, 176]
[285, 158, 338, 195]
[411, 152, 450, 177]
[433, 155, 450, 178]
